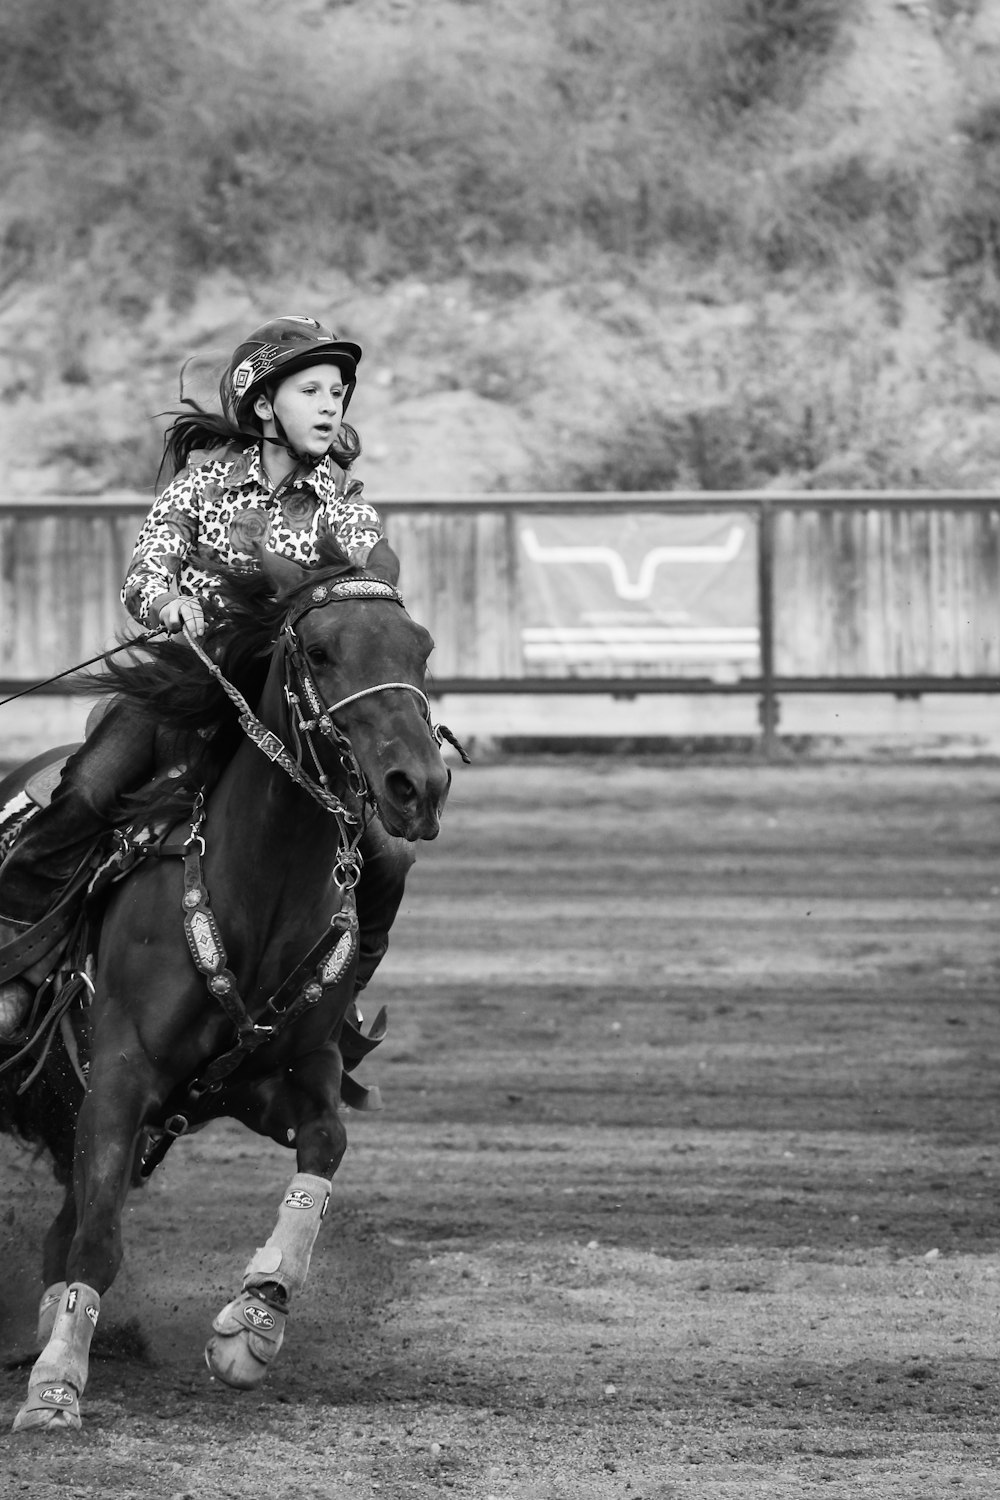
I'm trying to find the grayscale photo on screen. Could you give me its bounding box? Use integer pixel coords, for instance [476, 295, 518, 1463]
[0, 2, 998, 1496]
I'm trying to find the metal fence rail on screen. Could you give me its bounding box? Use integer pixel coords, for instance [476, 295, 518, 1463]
[2, 491, 998, 754]
[377, 491, 1000, 750]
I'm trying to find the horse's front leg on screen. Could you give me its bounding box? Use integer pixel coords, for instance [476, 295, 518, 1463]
[206, 1045, 347, 1391]
[12, 1044, 155, 1433]
[35, 1182, 78, 1347]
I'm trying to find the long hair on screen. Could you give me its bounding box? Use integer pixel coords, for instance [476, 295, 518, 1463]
[156, 401, 249, 488]
[156, 398, 363, 489]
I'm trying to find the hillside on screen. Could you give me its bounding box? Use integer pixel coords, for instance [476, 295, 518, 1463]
[2, 0, 1000, 499]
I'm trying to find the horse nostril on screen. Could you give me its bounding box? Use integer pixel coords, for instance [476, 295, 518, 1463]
[384, 769, 418, 809]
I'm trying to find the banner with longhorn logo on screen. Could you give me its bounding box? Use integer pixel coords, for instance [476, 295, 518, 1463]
[518, 512, 758, 680]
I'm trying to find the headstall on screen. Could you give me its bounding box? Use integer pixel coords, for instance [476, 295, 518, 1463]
[139, 575, 445, 1141]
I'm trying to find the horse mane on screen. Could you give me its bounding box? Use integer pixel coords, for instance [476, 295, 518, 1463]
[86, 533, 366, 823]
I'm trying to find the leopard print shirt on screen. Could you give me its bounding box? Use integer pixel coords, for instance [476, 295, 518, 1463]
[121, 443, 384, 627]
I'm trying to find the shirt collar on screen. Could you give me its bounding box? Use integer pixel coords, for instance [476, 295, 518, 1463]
[221, 444, 339, 500]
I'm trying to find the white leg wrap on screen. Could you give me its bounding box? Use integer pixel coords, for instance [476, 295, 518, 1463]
[241, 1173, 331, 1300]
[33, 1282, 100, 1392]
[13, 1282, 100, 1431]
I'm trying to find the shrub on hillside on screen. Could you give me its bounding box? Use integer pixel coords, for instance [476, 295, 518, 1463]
[0, 0, 202, 133]
[942, 99, 1000, 348]
[680, 0, 852, 118]
[0, 0, 920, 315]
[0, 0, 275, 299]
[746, 152, 927, 282]
[535, 316, 958, 493]
[541, 401, 822, 493]
[1, 0, 593, 292]
[932, 0, 983, 25]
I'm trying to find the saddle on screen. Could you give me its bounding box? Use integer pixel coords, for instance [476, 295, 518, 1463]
[0, 748, 75, 858]
[22, 756, 68, 810]
[0, 738, 223, 991]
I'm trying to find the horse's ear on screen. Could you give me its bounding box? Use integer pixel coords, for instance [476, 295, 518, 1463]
[256, 546, 308, 595]
[366, 537, 401, 586]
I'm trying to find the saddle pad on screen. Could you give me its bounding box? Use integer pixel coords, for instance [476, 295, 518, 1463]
[25, 757, 71, 809]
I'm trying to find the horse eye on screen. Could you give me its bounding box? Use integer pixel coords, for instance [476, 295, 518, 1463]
[305, 645, 329, 667]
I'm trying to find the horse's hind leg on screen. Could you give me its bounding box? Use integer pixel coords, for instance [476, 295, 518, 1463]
[37, 1183, 77, 1346]
[206, 1049, 347, 1390]
[12, 1282, 102, 1431]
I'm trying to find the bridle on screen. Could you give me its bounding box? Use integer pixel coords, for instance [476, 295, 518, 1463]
[155, 572, 459, 1108]
[281, 576, 434, 822]
[184, 574, 466, 855]
[28, 574, 467, 1148]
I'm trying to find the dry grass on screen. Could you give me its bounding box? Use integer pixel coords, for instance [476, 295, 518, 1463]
[0, 0, 864, 298]
[0, 0, 997, 492]
[942, 97, 1000, 348]
[529, 292, 1000, 493]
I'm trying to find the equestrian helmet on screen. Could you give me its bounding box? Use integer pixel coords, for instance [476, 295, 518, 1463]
[222, 315, 363, 427]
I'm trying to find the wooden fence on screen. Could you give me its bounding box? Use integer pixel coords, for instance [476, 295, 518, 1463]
[1, 492, 998, 750]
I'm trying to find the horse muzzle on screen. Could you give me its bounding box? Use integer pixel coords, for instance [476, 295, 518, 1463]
[377, 762, 450, 842]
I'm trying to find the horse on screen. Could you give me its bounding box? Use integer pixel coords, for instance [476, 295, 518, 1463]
[0, 539, 455, 1433]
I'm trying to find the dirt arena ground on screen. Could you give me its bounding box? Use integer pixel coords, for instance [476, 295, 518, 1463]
[1, 757, 998, 1499]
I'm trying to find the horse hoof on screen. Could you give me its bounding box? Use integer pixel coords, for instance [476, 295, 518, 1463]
[12, 1382, 81, 1432]
[205, 1291, 287, 1390]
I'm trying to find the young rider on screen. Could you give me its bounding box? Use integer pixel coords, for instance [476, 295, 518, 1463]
[0, 314, 414, 1034]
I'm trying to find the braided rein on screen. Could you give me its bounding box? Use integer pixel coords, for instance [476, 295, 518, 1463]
[182, 631, 363, 825]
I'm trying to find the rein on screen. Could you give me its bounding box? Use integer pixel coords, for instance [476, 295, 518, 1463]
[141, 572, 462, 1136]
[0, 628, 166, 710]
[183, 630, 366, 826]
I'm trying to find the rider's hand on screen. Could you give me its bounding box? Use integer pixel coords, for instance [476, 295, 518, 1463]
[158, 596, 206, 638]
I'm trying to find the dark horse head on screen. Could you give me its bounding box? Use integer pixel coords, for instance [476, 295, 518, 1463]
[96, 531, 452, 841]
[259, 544, 450, 841]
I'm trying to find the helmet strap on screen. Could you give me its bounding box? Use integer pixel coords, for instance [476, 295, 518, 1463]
[259, 385, 325, 472]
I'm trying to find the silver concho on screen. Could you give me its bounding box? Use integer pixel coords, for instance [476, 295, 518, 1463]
[188, 911, 221, 969]
[320, 930, 355, 986]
